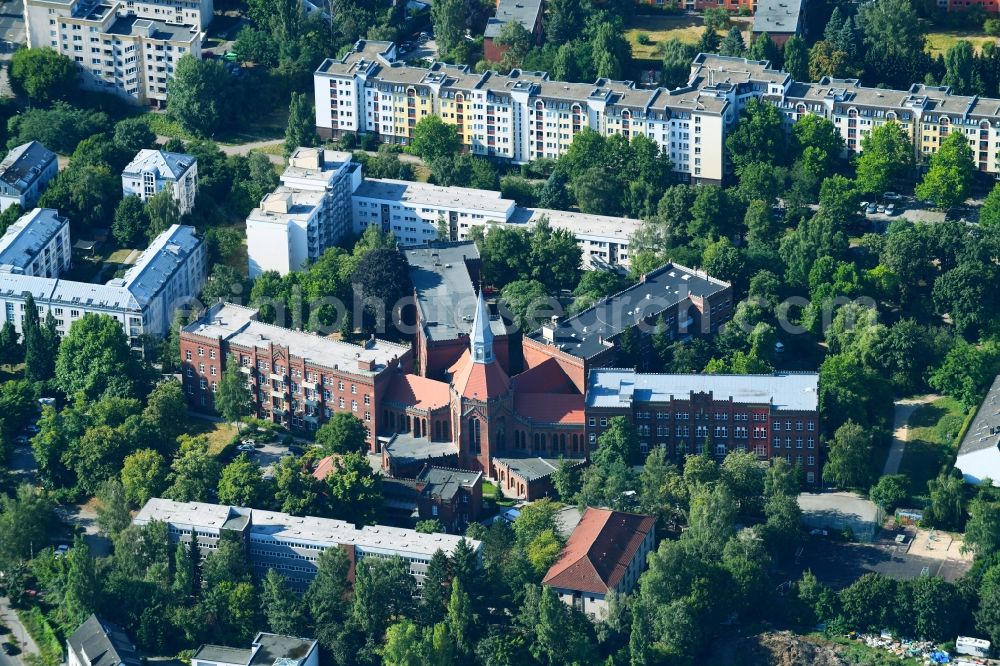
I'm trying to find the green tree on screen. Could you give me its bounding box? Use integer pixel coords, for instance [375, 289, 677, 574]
[928, 340, 1000, 408]
[8, 48, 78, 105]
[963, 496, 1000, 557]
[551, 458, 580, 502]
[112, 196, 149, 248]
[145, 188, 181, 240]
[285, 92, 318, 156]
[822, 420, 872, 489]
[0, 484, 56, 564]
[783, 35, 809, 81]
[868, 475, 908, 512]
[855, 121, 914, 194]
[121, 449, 167, 508]
[55, 314, 144, 401]
[351, 247, 412, 334]
[261, 569, 307, 635]
[167, 55, 234, 137]
[315, 412, 368, 454]
[839, 573, 897, 632]
[431, 0, 465, 56]
[590, 20, 631, 80]
[113, 117, 157, 155]
[95, 479, 132, 537]
[273, 456, 323, 516]
[499, 279, 551, 333]
[409, 116, 461, 161]
[660, 39, 695, 88]
[324, 451, 381, 524]
[7, 103, 108, 155]
[721, 449, 766, 516]
[495, 21, 533, 69]
[62, 537, 100, 629]
[719, 27, 745, 57]
[164, 436, 222, 502]
[305, 546, 351, 647]
[726, 98, 788, 172]
[980, 181, 1000, 228]
[446, 577, 473, 655]
[926, 471, 965, 529]
[915, 130, 975, 210]
[218, 454, 270, 508]
[353, 556, 417, 638]
[420, 549, 451, 626]
[215, 359, 250, 433]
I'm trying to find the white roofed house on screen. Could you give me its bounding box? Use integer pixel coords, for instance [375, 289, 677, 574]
[122, 149, 199, 214]
[0, 142, 58, 212]
[955, 375, 1000, 486]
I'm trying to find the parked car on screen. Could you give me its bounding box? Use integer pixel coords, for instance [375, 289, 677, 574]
[3, 642, 16, 655]
[237, 443, 255, 452]
[859, 201, 870, 211]
[882, 191, 901, 201]
[886, 203, 897, 215]
[865, 203, 877, 215]
[876, 203, 886, 213]
[25, 424, 40, 434]
[54, 544, 70, 557]
[14, 435, 28, 445]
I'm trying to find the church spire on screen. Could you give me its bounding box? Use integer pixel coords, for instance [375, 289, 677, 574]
[470, 289, 494, 364]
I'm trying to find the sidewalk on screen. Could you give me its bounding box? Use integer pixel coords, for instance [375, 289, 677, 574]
[0, 598, 40, 661]
[882, 395, 938, 477]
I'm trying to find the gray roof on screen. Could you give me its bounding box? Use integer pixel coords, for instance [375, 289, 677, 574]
[403, 241, 506, 343]
[0, 208, 66, 273]
[384, 431, 459, 465]
[494, 456, 585, 482]
[958, 374, 1000, 457]
[107, 15, 198, 40]
[416, 465, 482, 501]
[354, 178, 515, 216]
[122, 149, 196, 180]
[183, 302, 410, 377]
[67, 615, 142, 666]
[108, 224, 201, 306]
[587, 369, 820, 411]
[249, 633, 317, 666]
[0, 142, 55, 193]
[752, 0, 804, 34]
[0, 273, 140, 311]
[192, 645, 254, 665]
[525, 263, 730, 360]
[484, 0, 543, 39]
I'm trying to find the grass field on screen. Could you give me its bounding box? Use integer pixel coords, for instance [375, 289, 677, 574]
[182, 416, 238, 456]
[925, 30, 997, 57]
[624, 15, 737, 59]
[898, 397, 969, 501]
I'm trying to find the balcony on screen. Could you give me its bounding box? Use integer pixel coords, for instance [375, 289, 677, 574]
[239, 365, 251, 374]
[271, 389, 285, 399]
[270, 372, 287, 382]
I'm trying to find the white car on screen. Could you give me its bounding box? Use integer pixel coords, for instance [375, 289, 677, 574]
[236, 444, 255, 452]
[54, 544, 70, 557]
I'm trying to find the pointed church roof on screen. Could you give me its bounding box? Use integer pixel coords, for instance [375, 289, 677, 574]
[449, 349, 510, 401]
[470, 289, 494, 364]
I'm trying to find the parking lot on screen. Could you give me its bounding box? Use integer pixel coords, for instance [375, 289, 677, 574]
[785, 525, 973, 589]
[233, 434, 313, 477]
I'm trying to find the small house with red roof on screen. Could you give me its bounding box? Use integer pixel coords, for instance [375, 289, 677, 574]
[542, 507, 655, 620]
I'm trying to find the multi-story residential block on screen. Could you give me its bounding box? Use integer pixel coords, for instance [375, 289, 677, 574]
[245, 148, 359, 277]
[193, 634, 318, 666]
[955, 374, 1000, 486]
[483, 0, 543, 62]
[0, 142, 58, 212]
[523, 263, 734, 393]
[0, 208, 71, 278]
[586, 369, 821, 482]
[25, 0, 201, 105]
[0, 223, 204, 346]
[314, 40, 731, 183]
[122, 149, 198, 213]
[180, 302, 412, 441]
[542, 508, 655, 620]
[133, 497, 481, 591]
[67, 615, 142, 666]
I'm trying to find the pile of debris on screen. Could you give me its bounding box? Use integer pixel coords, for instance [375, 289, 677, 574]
[854, 632, 950, 663]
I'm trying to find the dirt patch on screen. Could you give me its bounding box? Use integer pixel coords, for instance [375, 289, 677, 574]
[710, 632, 850, 666]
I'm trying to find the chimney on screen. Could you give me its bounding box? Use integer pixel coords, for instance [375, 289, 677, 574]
[358, 357, 375, 371]
[262, 191, 293, 214]
[542, 324, 555, 343]
[289, 147, 322, 170]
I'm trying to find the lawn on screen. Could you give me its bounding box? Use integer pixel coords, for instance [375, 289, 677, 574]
[624, 15, 742, 59]
[182, 416, 238, 456]
[925, 29, 997, 57]
[898, 396, 969, 501]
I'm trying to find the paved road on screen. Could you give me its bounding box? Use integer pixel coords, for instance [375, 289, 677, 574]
[55, 503, 112, 558]
[7, 445, 35, 487]
[882, 394, 939, 477]
[0, 598, 40, 666]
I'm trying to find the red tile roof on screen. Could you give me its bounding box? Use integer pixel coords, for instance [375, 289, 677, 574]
[513, 392, 584, 425]
[386, 373, 450, 410]
[448, 350, 510, 400]
[512, 358, 577, 394]
[312, 455, 339, 480]
[542, 508, 655, 595]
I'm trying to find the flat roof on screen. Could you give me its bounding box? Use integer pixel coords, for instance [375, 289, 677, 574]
[247, 188, 325, 225]
[587, 369, 819, 411]
[354, 178, 515, 217]
[0, 273, 140, 310]
[249, 634, 316, 666]
[508, 207, 641, 242]
[134, 498, 239, 530]
[282, 148, 355, 185]
[0, 142, 55, 192]
[193, 645, 254, 665]
[957, 374, 1000, 457]
[0, 208, 66, 273]
[384, 431, 459, 465]
[494, 456, 585, 482]
[484, 0, 543, 38]
[525, 263, 730, 360]
[402, 241, 506, 343]
[183, 302, 409, 377]
[107, 14, 198, 40]
[752, 0, 804, 34]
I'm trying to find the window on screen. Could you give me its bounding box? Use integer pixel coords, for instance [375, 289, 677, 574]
[185, 350, 192, 360]
[197, 347, 204, 356]
[198, 363, 204, 373]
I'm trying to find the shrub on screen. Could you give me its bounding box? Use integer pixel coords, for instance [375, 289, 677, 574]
[636, 32, 651, 45]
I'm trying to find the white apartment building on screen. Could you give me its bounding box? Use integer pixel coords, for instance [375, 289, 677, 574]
[0, 223, 205, 347]
[314, 41, 731, 184]
[0, 142, 59, 212]
[245, 148, 360, 277]
[134, 498, 481, 591]
[122, 149, 198, 213]
[0, 208, 71, 278]
[25, 0, 201, 105]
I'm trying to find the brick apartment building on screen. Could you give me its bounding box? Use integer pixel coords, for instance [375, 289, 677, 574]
[180, 302, 411, 448]
[523, 262, 733, 393]
[586, 369, 821, 483]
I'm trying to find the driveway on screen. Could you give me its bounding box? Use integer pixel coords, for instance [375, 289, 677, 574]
[882, 394, 939, 477]
[55, 501, 112, 558]
[7, 445, 35, 487]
